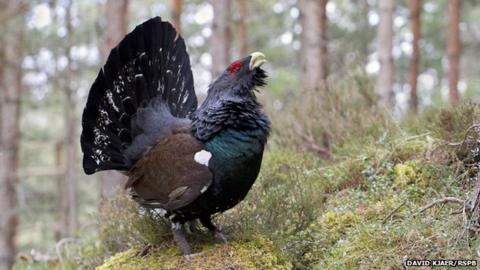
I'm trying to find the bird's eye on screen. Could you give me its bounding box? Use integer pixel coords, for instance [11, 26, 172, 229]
[228, 61, 243, 74]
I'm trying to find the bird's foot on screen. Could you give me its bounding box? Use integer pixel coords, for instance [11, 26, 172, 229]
[213, 230, 228, 244]
[214, 232, 228, 243]
[199, 216, 228, 244]
[171, 222, 193, 255]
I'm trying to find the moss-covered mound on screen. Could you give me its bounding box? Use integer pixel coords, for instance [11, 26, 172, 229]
[96, 237, 291, 270]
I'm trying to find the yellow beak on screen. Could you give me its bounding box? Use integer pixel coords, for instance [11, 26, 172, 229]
[249, 52, 267, 70]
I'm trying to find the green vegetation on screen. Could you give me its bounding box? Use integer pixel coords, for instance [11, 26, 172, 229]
[96, 237, 291, 270]
[17, 72, 480, 269]
[8, 1, 480, 269]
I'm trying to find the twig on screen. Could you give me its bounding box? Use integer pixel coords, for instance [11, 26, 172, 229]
[55, 237, 77, 266]
[469, 174, 480, 212]
[417, 197, 465, 214]
[429, 124, 480, 160]
[303, 131, 332, 160]
[382, 201, 407, 224]
[137, 244, 152, 257]
[398, 133, 430, 143]
[449, 124, 480, 148]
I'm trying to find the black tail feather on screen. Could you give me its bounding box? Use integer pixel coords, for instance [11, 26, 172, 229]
[81, 17, 197, 174]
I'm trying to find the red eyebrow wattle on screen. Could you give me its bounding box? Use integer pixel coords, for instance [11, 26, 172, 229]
[228, 61, 243, 74]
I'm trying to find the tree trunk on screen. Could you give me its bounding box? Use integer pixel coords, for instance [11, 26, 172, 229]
[377, 0, 395, 108]
[105, 0, 129, 53]
[409, 0, 421, 114]
[55, 0, 78, 239]
[61, 87, 78, 237]
[171, 0, 182, 34]
[101, 0, 129, 200]
[448, 0, 461, 105]
[210, 0, 231, 78]
[55, 142, 65, 240]
[236, 0, 247, 57]
[299, 0, 328, 90]
[0, 2, 25, 269]
[319, 0, 328, 84]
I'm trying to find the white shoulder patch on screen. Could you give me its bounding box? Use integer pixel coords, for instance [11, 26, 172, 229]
[194, 150, 212, 166]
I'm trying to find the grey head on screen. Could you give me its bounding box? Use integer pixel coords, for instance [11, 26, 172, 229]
[206, 52, 268, 101]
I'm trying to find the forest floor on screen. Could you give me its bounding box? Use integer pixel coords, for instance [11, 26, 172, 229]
[15, 76, 480, 269]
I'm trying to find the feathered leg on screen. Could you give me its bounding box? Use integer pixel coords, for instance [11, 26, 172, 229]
[200, 216, 228, 243]
[171, 222, 192, 255]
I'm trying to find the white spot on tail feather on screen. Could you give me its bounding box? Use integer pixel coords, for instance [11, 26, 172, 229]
[194, 150, 211, 166]
[106, 90, 119, 112]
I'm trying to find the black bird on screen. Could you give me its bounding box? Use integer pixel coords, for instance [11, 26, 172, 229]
[81, 17, 270, 254]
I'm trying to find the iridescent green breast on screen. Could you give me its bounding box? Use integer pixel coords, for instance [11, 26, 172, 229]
[206, 128, 265, 177]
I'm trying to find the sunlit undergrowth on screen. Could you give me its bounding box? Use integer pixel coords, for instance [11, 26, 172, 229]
[19, 73, 480, 269]
[99, 79, 479, 269]
[96, 237, 291, 270]
[226, 78, 480, 268]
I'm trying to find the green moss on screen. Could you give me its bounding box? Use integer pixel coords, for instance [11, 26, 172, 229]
[96, 237, 291, 270]
[393, 161, 419, 188]
[319, 210, 362, 244]
[307, 156, 477, 270]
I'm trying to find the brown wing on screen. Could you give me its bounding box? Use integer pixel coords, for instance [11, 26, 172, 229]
[125, 129, 212, 211]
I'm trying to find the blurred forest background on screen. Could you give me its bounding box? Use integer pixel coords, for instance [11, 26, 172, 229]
[1, 0, 480, 269]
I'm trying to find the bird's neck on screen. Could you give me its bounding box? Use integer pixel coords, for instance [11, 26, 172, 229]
[191, 97, 270, 143]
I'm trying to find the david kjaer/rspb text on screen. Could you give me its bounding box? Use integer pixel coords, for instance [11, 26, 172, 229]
[404, 259, 477, 267]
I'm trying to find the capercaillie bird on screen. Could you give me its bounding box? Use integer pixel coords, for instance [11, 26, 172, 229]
[80, 17, 270, 255]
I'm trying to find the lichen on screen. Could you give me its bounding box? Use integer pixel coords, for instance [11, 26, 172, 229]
[96, 237, 291, 270]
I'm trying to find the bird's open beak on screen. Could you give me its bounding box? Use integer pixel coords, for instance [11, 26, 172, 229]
[249, 52, 267, 70]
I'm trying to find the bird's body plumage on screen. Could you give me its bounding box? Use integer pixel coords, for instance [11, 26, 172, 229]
[81, 17, 269, 254]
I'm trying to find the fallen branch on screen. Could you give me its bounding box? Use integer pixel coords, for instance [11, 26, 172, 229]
[137, 244, 153, 257]
[382, 201, 406, 224]
[303, 131, 332, 160]
[18, 250, 58, 263]
[418, 197, 465, 214]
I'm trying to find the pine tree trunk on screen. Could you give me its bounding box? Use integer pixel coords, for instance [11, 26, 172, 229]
[448, 0, 461, 105]
[172, 0, 182, 33]
[0, 2, 25, 269]
[61, 87, 78, 237]
[105, 0, 129, 52]
[55, 0, 78, 239]
[210, 0, 231, 78]
[55, 142, 65, 240]
[319, 0, 328, 84]
[236, 0, 247, 57]
[299, 0, 328, 90]
[100, 0, 129, 200]
[409, 0, 421, 114]
[377, 0, 395, 108]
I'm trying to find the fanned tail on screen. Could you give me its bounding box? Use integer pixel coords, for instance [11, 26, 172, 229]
[81, 17, 197, 175]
